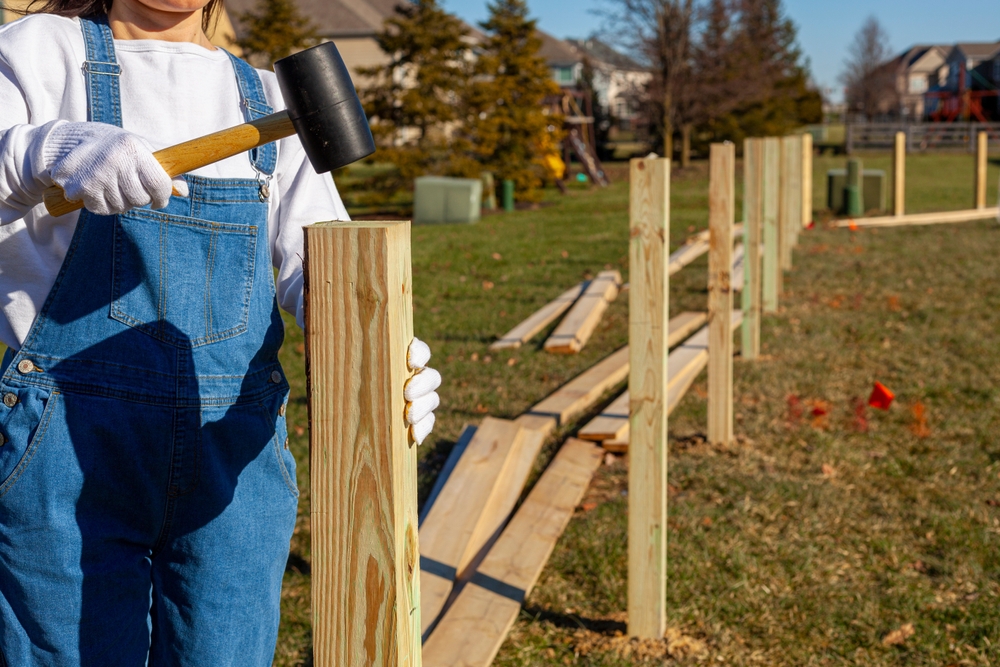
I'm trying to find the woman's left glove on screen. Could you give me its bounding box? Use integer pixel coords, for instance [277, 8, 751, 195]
[405, 338, 441, 445]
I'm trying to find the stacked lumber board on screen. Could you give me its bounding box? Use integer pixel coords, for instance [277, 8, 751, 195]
[490, 282, 588, 351]
[833, 208, 997, 228]
[419, 417, 547, 635]
[581, 310, 744, 452]
[422, 438, 604, 667]
[544, 270, 622, 354]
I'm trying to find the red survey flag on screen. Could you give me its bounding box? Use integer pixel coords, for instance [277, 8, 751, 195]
[868, 382, 895, 410]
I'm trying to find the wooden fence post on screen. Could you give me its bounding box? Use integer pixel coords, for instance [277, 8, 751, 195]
[628, 157, 670, 639]
[762, 137, 780, 313]
[304, 221, 422, 667]
[801, 133, 813, 228]
[894, 131, 906, 217]
[708, 143, 734, 446]
[741, 138, 762, 360]
[975, 131, 988, 210]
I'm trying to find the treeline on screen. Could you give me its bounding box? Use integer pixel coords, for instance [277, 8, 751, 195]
[602, 0, 822, 161]
[359, 0, 561, 203]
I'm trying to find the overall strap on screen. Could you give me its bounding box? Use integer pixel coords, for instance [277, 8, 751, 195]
[225, 52, 277, 176]
[79, 16, 123, 127]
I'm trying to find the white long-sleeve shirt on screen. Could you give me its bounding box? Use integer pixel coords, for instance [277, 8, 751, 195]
[0, 14, 349, 350]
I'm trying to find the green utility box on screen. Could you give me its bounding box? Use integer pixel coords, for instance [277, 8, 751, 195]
[826, 169, 887, 214]
[414, 176, 483, 225]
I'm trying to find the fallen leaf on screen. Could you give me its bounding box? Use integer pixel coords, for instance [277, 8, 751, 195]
[869, 382, 895, 410]
[910, 401, 930, 438]
[881, 622, 915, 646]
[821, 463, 836, 477]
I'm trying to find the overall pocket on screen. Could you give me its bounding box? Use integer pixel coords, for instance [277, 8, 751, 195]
[111, 209, 257, 348]
[0, 388, 58, 498]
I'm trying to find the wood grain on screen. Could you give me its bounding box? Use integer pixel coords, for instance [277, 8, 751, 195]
[627, 156, 670, 639]
[976, 131, 988, 210]
[490, 282, 586, 350]
[741, 138, 762, 359]
[708, 144, 735, 446]
[894, 132, 906, 217]
[544, 270, 621, 354]
[44, 111, 294, 218]
[421, 439, 603, 667]
[418, 417, 528, 635]
[762, 137, 780, 313]
[303, 221, 420, 667]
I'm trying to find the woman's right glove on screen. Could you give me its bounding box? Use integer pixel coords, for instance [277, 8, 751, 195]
[41, 121, 186, 216]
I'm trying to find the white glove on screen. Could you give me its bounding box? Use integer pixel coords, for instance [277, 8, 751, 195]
[405, 337, 440, 445]
[41, 121, 187, 216]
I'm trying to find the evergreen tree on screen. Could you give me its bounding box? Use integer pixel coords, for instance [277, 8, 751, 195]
[235, 0, 318, 69]
[358, 0, 472, 202]
[462, 0, 562, 200]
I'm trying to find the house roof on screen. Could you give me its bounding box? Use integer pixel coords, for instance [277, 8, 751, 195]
[566, 38, 645, 72]
[535, 29, 581, 68]
[950, 42, 1000, 62]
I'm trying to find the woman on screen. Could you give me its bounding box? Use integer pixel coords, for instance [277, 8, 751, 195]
[0, 0, 439, 664]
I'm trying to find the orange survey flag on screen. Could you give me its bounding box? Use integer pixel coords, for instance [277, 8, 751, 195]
[868, 382, 895, 410]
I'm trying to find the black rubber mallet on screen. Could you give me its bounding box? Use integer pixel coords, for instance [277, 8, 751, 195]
[44, 42, 375, 217]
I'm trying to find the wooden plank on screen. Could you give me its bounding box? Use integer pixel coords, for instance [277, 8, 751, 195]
[627, 155, 669, 639]
[802, 132, 813, 228]
[544, 270, 621, 354]
[832, 208, 997, 228]
[420, 424, 477, 524]
[421, 439, 604, 667]
[762, 137, 780, 313]
[708, 143, 735, 446]
[976, 131, 988, 210]
[742, 137, 762, 360]
[893, 131, 906, 217]
[602, 311, 743, 452]
[304, 221, 420, 667]
[523, 345, 630, 432]
[490, 282, 586, 350]
[418, 417, 531, 635]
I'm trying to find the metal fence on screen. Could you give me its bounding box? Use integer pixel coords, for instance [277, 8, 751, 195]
[845, 123, 1000, 153]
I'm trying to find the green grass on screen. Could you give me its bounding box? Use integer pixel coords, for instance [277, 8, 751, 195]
[273, 154, 1000, 665]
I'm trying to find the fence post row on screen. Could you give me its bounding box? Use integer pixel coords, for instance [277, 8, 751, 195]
[708, 143, 735, 446]
[742, 138, 762, 360]
[304, 221, 422, 667]
[894, 132, 906, 217]
[762, 137, 780, 313]
[627, 157, 671, 639]
[975, 131, 988, 210]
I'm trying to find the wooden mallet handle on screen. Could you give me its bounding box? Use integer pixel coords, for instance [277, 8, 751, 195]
[43, 111, 295, 217]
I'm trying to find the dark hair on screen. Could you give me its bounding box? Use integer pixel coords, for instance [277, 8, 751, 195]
[13, 0, 224, 33]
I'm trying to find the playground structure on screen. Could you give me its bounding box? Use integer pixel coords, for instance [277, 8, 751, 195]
[301, 133, 815, 665]
[834, 130, 997, 228]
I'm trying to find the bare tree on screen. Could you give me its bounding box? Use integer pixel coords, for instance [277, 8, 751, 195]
[599, 0, 695, 159]
[840, 16, 895, 120]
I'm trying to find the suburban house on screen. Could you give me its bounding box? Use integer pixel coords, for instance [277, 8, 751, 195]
[884, 45, 948, 118]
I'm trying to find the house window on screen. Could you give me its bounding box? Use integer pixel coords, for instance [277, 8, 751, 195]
[909, 75, 927, 94]
[553, 67, 575, 84]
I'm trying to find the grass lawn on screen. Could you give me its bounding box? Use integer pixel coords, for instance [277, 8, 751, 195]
[273, 152, 1000, 665]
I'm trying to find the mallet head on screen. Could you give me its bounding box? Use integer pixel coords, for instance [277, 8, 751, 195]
[274, 42, 376, 173]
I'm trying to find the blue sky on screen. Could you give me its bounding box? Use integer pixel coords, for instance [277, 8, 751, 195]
[441, 0, 1000, 102]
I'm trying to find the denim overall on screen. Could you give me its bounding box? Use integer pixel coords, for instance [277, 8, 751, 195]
[0, 17, 298, 666]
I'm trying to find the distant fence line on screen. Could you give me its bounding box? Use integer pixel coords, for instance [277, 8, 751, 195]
[844, 122, 1000, 154]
